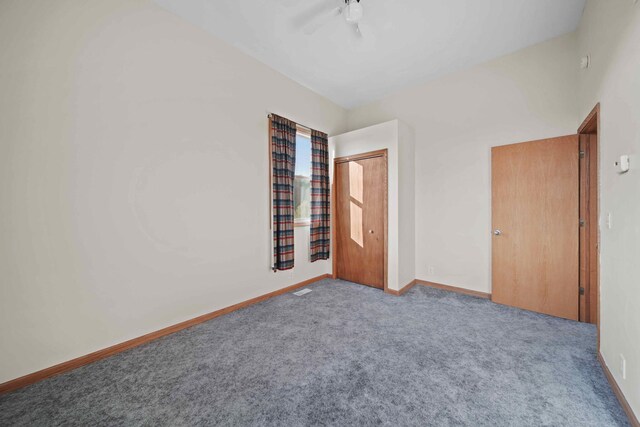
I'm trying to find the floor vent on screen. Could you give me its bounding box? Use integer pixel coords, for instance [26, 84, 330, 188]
[293, 288, 312, 296]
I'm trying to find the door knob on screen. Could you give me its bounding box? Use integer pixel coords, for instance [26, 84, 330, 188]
[368, 230, 374, 234]
[493, 229, 502, 236]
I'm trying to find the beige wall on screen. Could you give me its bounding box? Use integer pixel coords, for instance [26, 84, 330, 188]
[397, 122, 416, 289]
[348, 33, 579, 294]
[2, 0, 639, 416]
[578, 0, 640, 417]
[0, 0, 347, 383]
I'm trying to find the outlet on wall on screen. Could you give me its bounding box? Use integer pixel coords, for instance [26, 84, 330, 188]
[427, 266, 435, 275]
[607, 212, 613, 229]
[620, 354, 627, 380]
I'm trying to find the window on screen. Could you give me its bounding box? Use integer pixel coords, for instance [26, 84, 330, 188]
[294, 127, 311, 226]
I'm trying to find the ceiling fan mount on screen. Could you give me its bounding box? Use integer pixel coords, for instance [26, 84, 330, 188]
[344, 0, 363, 24]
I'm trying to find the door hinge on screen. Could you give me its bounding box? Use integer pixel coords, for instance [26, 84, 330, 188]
[579, 287, 585, 295]
[579, 219, 586, 227]
[579, 150, 586, 159]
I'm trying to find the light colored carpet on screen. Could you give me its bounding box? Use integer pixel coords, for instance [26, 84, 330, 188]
[0, 279, 629, 426]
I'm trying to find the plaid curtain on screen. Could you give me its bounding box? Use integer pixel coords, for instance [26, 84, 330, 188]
[271, 115, 297, 271]
[310, 129, 330, 261]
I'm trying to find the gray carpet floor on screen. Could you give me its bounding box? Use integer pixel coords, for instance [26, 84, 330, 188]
[0, 279, 629, 426]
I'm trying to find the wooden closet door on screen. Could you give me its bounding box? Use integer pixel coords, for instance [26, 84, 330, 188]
[492, 135, 579, 320]
[335, 156, 386, 289]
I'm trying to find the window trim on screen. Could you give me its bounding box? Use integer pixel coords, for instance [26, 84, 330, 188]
[294, 218, 311, 227]
[296, 124, 311, 138]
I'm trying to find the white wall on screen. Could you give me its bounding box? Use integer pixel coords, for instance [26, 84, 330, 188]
[577, 0, 640, 417]
[348, 33, 579, 294]
[397, 122, 416, 288]
[0, 0, 347, 383]
[330, 120, 415, 291]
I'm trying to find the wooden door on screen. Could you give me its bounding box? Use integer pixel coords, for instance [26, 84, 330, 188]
[335, 153, 386, 289]
[492, 135, 579, 320]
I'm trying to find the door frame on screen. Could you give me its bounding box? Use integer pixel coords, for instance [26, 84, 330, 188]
[578, 103, 600, 341]
[332, 149, 389, 292]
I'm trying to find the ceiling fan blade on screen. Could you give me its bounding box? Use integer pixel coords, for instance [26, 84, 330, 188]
[301, 6, 342, 35]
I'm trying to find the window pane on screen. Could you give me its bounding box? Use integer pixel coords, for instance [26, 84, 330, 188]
[294, 176, 311, 220]
[294, 134, 311, 222]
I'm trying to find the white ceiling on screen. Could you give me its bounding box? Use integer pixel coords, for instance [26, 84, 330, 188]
[154, 0, 586, 109]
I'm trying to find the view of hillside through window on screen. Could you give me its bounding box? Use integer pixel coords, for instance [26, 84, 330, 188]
[294, 133, 311, 223]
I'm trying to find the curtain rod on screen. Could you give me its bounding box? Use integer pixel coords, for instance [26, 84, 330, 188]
[267, 113, 313, 132]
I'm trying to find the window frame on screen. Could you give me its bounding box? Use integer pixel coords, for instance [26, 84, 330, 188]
[294, 124, 312, 227]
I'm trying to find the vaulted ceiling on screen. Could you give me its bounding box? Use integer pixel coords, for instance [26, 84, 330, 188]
[154, 0, 586, 108]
